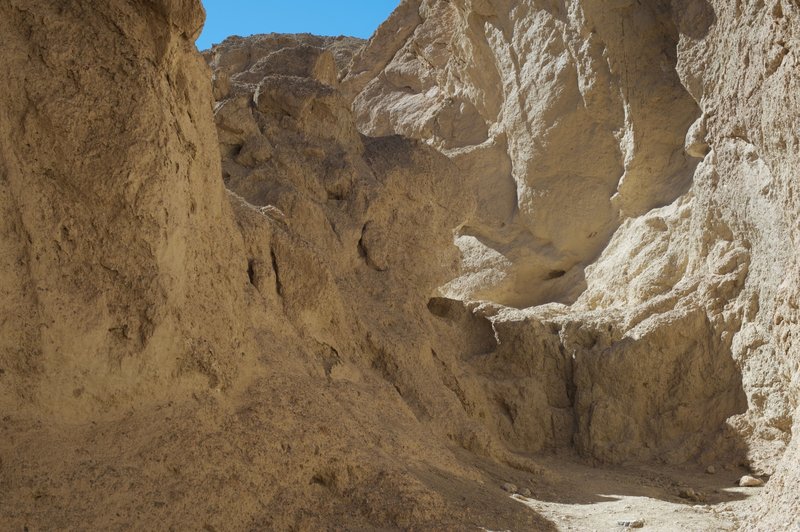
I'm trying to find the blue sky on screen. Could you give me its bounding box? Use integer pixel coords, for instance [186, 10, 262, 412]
[197, 1, 401, 50]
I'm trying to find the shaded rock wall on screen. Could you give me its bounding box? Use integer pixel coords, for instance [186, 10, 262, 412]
[202, 33, 578, 468]
[677, 0, 800, 525]
[0, 2, 551, 530]
[0, 0, 255, 418]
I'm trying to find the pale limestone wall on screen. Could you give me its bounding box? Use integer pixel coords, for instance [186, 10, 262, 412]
[346, 0, 800, 525]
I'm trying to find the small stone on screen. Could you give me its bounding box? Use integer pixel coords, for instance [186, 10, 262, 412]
[259, 205, 287, 226]
[739, 475, 764, 487]
[706, 465, 716, 474]
[501, 482, 518, 493]
[617, 519, 644, 528]
[679, 488, 698, 500]
[520, 487, 532, 497]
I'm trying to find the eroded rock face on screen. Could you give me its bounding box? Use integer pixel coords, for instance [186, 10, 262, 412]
[202, 32, 581, 467]
[345, 0, 701, 309]
[346, 0, 800, 526]
[0, 4, 549, 530]
[0, 0, 252, 417]
[2, 0, 799, 529]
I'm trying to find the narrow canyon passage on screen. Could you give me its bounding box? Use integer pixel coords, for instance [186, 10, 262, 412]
[0, 0, 798, 530]
[509, 455, 755, 531]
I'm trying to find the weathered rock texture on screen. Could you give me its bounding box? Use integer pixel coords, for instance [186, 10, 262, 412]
[0, 2, 551, 530]
[345, 0, 800, 527]
[345, 0, 702, 309]
[1, 0, 799, 529]
[0, 0, 249, 419]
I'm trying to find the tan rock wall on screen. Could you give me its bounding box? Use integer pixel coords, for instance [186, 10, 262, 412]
[345, 0, 701, 308]
[0, 4, 549, 529]
[0, 0, 256, 419]
[2, 0, 799, 528]
[346, 0, 800, 525]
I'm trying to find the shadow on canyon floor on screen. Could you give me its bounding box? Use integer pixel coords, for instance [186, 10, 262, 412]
[461, 447, 757, 530]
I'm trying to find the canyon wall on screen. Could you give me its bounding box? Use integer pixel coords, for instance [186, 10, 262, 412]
[0, 0, 798, 529]
[345, 0, 800, 526]
[0, 1, 548, 529]
[0, 0, 254, 419]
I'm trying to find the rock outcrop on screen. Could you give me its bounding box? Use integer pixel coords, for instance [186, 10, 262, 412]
[345, 0, 800, 526]
[0, 0, 250, 418]
[1, 0, 799, 529]
[345, 0, 701, 309]
[0, 3, 547, 530]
